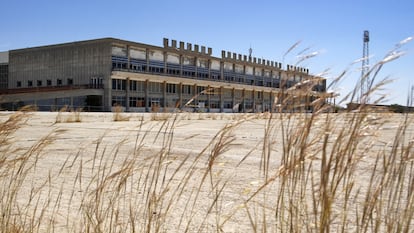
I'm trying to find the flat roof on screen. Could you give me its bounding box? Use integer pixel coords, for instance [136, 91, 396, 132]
[7, 37, 314, 76]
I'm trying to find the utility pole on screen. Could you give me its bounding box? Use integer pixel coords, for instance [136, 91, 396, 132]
[360, 30, 370, 104]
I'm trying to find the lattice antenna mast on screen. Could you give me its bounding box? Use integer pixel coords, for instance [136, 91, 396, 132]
[361, 30, 370, 103]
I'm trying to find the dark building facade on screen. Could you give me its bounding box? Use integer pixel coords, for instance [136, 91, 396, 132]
[0, 38, 326, 112]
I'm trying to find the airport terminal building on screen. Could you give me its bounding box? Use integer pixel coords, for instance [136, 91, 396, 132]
[0, 38, 327, 112]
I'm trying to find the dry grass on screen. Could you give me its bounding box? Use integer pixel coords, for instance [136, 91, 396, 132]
[112, 105, 130, 121]
[55, 106, 82, 123]
[0, 39, 413, 232]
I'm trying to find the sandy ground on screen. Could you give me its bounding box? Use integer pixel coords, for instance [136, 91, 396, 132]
[0, 111, 413, 232]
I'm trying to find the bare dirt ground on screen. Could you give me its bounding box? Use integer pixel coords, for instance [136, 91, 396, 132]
[1, 111, 413, 232]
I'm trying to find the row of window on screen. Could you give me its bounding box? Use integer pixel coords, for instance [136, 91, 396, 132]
[112, 79, 207, 95]
[112, 59, 289, 89]
[112, 57, 283, 75]
[112, 55, 280, 77]
[112, 96, 270, 109]
[113, 59, 282, 78]
[17, 78, 73, 88]
[112, 79, 271, 98]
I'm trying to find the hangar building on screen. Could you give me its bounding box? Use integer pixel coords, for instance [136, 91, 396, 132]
[0, 38, 327, 112]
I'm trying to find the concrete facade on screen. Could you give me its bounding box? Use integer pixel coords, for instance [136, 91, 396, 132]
[0, 38, 327, 112]
[0, 51, 8, 90]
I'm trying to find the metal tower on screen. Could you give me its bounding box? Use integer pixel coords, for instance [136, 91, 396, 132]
[360, 30, 370, 103]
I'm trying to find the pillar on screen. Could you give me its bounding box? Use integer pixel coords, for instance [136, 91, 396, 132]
[207, 85, 211, 112]
[252, 89, 256, 113]
[179, 82, 183, 110]
[145, 79, 149, 112]
[163, 81, 167, 112]
[127, 45, 130, 70]
[242, 89, 246, 113]
[232, 88, 236, 113]
[126, 78, 130, 112]
[262, 90, 265, 113]
[220, 86, 224, 113]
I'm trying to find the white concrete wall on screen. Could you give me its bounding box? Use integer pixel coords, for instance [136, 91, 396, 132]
[130, 48, 146, 59]
[0, 51, 8, 63]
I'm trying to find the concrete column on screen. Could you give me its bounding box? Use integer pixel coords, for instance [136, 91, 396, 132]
[262, 90, 265, 113]
[146, 48, 149, 72]
[104, 76, 112, 111]
[242, 89, 246, 113]
[163, 51, 167, 74]
[145, 79, 149, 112]
[243, 65, 246, 84]
[270, 91, 274, 112]
[194, 57, 198, 78]
[232, 88, 235, 113]
[207, 85, 211, 112]
[220, 61, 224, 81]
[127, 45, 130, 70]
[220, 86, 224, 113]
[179, 55, 183, 77]
[252, 89, 256, 113]
[163, 81, 167, 111]
[192, 84, 197, 109]
[208, 59, 211, 79]
[179, 82, 183, 110]
[126, 78, 130, 112]
[270, 70, 274, 88]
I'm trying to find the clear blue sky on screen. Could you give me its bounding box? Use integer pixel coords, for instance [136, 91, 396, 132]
[1, 0, 413, 106]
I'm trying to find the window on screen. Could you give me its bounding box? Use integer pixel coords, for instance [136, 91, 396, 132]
[210, 100, 220, 108]
[211, 72, 221, 80]
[223, 89, 232, 97]
[182, 70, 195, 77]
[224, 74, 234, 82]
[112, 79, 126, 90]
[150, 98, 162, 107]
[17, 81, 21, 87]
[224, 101, 232, 108]
[129, 80, 144, 91]
[236, 76, 244, 83]
[168, 68, 180, 76]
[28, 80, 33, 87]
[148, 82, 162, 93]
[67, 78, 73, 85]
[211, 88, 220, 96]
[130, 80, 137, 91]
[197, 86, 205, 94]
[234, 90, 243, 98]
[166, 83, 177, 93]
[47, 80, 52, 86]
[37, 80, 42, 86]
[136, 81, 145, 92]
[112, 96, 126, 107]
[197, 72, 209, 79]
[244, 100, 253, 109]
[149, 66, 164, 73]
[129, 97, 145, 107]
[57, 79, 63, 86]
[182, 85, 192, 95]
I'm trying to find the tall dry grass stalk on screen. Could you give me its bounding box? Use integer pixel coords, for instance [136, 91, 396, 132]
[113, 105, 130, 121]
[0, 38, 412, 232]
[55, 106, 82, 123]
